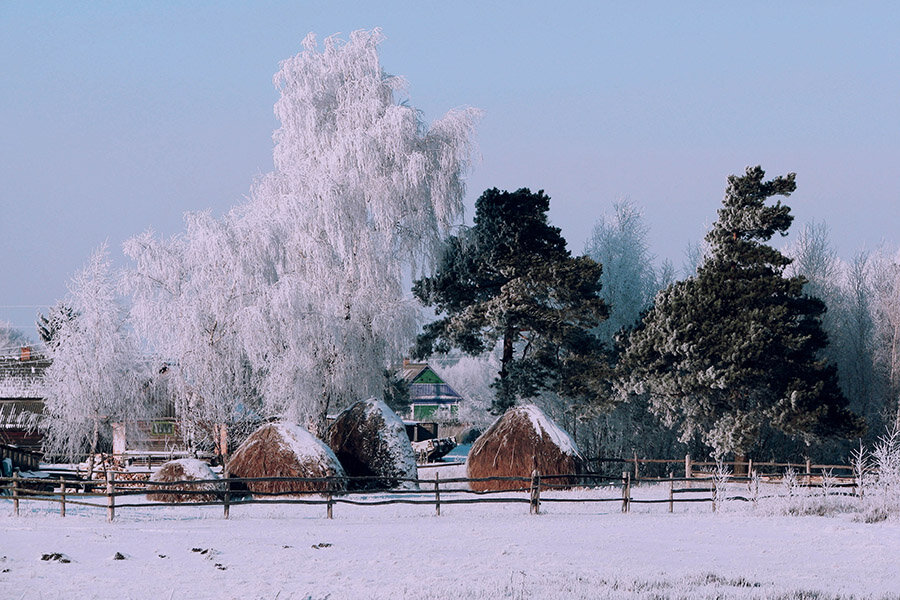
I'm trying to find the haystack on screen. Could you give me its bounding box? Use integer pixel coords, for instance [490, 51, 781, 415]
[466, 405, 584, 492]
[148, 458, 223, 503]
[325, 398, 418, 490]
[227, 422, 346, 495]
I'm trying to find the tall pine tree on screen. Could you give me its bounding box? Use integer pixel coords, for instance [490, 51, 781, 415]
[413, 188, 609, 414]
[619, 166, 862, 457]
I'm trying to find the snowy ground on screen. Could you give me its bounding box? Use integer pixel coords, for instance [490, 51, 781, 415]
[2, 479, 899, 600]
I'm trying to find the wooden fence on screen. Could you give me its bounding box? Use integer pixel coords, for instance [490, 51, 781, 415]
[0, 468, 860, 523]
[589, 454, 854, 480]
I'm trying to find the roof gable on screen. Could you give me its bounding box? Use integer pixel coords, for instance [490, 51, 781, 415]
[411, 367, 444, 385]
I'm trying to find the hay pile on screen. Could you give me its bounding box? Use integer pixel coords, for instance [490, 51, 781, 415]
[148, 458, 223, 503]
[227, 423, 346, 495]
[325, 398, 418, 490]
[466, 404, 584, 492]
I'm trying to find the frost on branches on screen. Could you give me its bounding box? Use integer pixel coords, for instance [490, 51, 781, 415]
[41, 245, 147, 465]
[619, 167, 861, 458]
[126, 29, 480, 440]
[124, 213, 259, 454]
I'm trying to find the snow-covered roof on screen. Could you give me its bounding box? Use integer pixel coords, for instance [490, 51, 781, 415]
[0, 356, 50, 399]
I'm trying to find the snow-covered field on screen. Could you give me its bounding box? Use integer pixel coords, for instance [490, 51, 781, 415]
[3, 477, 899, 600]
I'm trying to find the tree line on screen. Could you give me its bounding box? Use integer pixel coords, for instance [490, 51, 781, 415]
[7, 30, 897, 465]
[415, 169, 898, 464]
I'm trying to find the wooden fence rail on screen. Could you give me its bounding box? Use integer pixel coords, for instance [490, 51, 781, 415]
[588, 454, 855, 480]
[1, 468, 861, 522]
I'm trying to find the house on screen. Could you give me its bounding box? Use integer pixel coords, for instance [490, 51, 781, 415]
[0, 347, 49, 453]
[400, 360, 463, 421]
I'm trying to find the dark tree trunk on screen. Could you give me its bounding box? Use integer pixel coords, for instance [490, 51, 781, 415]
[491, 326, 517, 415]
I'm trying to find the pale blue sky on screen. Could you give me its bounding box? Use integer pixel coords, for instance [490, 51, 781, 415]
[2, 1, 898, 336]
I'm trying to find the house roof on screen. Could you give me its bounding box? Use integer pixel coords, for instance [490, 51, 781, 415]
[401, 362, 449, 385]
[401, 361, 463, 405]
[401, 361, 429, 382]
[0, 399, 43, 428]
[0, 356, 50, 399]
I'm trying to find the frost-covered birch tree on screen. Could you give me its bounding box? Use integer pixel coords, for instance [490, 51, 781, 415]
[785, 221, 843, 346]
[238, 30, 479, 433]
[870, 247, 900, 429]
[41, 245, 145, 468]
[126, 29, 479, 438]
[0, 323, 29, 358]
[431, 351, 503, 428]
[838, 250, 885, 439]
[124, 213, 260, 454]
[584, 200, 660, 348]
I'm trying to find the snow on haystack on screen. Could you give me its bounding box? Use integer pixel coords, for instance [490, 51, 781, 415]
[148, 458, 223, 503]
[325, 397, 418, 491]
[467, 404, 584, 492]
[227, 422, 345, 496]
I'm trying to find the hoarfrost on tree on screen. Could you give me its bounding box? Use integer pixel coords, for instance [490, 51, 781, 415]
[0, 322, 29, 358]
[124, 213, 259, 455]
[125, 29, 480, 439]
[584, 199, 663, 348]
[41, 245, 147, 466]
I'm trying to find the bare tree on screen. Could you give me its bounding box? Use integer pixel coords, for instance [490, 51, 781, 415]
[0, 322, 30, 358]
[584, 199, 659, 348]
[870, 247, 900, 429]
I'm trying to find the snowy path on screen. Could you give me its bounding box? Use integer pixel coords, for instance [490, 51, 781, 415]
[2, 494, 899, 599]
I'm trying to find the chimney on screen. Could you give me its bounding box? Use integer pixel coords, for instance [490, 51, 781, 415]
[20, 346, 31, 361]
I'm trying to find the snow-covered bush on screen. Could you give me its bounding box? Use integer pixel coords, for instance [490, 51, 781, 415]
[711, 460, 730, 512]
[857, 424, 900, 522]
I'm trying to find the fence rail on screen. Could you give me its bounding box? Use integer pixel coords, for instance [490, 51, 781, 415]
[585, 453, 855, 480]
[1, 465, 861, 523]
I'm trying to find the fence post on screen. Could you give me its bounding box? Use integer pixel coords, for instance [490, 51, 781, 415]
[12, 471, 19, 517]
[223, 466, 230, 520]
[752, 470, 758, 508]
[530, 469, 541, 515]
[668, 476, 674, 513]
[106, 470, 115, 523]
[685, 454, 692, 479]
[621, 471, 631, 513]
[326, 492, 333, 519]
[434, 472, 441, 517]
[59, 476, 66, 518]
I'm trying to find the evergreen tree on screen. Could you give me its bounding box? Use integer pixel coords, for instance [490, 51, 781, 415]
[413, 188, 609, 414]
[619, 166, 861, 457]
[36, 301, 78, 349]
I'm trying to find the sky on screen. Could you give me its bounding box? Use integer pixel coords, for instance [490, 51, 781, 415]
[2, 1, 899, 337]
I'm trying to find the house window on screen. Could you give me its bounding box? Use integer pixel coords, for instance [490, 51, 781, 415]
[150, 421, 175, 436]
